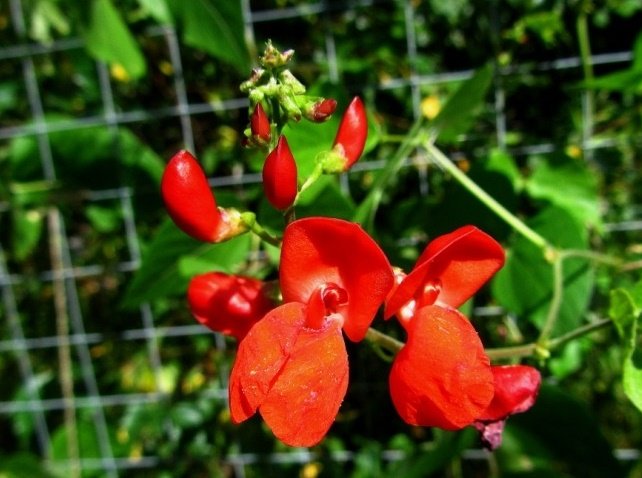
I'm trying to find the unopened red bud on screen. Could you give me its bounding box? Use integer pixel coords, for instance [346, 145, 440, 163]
[161, 150, 221, 242]
[310, 98, 337, 122]
[251, 103, 271, 143]
[332, 96, 367, 170]
[262, 135, 298, 210]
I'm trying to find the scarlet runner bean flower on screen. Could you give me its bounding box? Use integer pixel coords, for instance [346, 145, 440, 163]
[262, 135, 298, 210]
[385, 225, 505, 429]
[161, 150, 246, 242]
[304, 98, 337, 122]
[229, 217, 394, 446]
[473, 365, 541, 450]
[187, 272, 276, 341]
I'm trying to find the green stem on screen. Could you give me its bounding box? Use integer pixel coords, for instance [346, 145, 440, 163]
[486, 317, 612, 361]
[424, 141, 551, 252]
[562, 248, 622, 268]
[365, 327, 404, 354]
[353, 116, 426, 230]
[536, 252, 565, 346]
[241, 212, 281, 247]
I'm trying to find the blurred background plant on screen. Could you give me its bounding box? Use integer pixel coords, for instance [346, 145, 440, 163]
[1, 0, 642, 476]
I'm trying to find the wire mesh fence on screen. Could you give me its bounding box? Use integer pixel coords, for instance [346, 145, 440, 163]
[1, 0, 641, 476]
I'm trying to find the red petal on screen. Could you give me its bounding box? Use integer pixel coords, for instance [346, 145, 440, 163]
[161, 150, 222, 242]
[332, 97, 367, 170]
[262, 135, 298, 210]
[389, 305, 494, 430]
[229, 302, 306, 423]
[385, 226, 504, 317]
[280, 217, 394, 342]
[477, 365, 541, 422]
[187, 272, 275, 340]
[259, 319, 349, 447]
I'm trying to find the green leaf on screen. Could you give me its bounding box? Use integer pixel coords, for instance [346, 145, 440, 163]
[11, 208, 44, 261]
[609, 283, 642, 413]
[525, 156, 601, 227]
[429, 63, 493, 142]
[492, 206, 595, 335]
[137, 0, 172, 24]
[499, 385, 624, 478]
[121, 220, 252, 308]
[83, 0, 146, 79]
[9, 122, 164, 188]
[623, 345, 642, 413]
[485, 148, 522, 191]
[167, 0, 249, 73]
[609, 288, 638, 339]
[0, 453, 60, 478]
[85, 205, 122, 233]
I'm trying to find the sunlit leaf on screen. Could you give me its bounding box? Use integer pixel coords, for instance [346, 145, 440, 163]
[121, 220, 252, 308]
[167, 0, 249, 73]
[83, 0, 146, 79]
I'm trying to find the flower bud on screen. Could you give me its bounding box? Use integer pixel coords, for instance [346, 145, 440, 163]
[303, 98, 337, 122]
[188, 272, 276, 340]
[262, 135, 298, 210]
[332, 97, 367, 171]
[250, 103, 271, 143]
[161, 150, 221, 242]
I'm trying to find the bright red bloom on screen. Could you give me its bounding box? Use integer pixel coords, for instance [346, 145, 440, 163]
[389, 305, 494, 429]
[386, 226, 505, 430]
[385, 225, 505, 321]
[161, 150, 246, 243]
[262, 135, 298, 210]
[229, 217, 394, 446]
[473, 365, 542, 450]
[251, 102, 271, 143]
[187, 272, 276, 340]
[332, 96, 367, 171]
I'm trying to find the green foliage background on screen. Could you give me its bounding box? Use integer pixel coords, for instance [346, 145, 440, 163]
[1, 0, 642, 476]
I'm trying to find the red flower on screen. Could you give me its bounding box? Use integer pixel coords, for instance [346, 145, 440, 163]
[161, 150, 246, 243]
[473, 365, 541, 450]
[187, 272, 276, 340]
[386, 226, 505, 429]
[262, 135, 298, 210]
[229, 217, 394, 446]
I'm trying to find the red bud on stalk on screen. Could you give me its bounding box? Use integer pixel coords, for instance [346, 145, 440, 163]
[332, 97, 367, 170]
[262, 135, 298, 210]
[161, 150, 222, 242]
[251, 103, 271, 143]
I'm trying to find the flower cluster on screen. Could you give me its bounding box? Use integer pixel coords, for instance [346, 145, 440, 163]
[160, 42, 541, 450]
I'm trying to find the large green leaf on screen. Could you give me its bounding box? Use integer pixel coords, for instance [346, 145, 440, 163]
[0, 453, 60, 478]
[83, 0, 146, 79]
[121, 220, 252, 308]
[525, 156, 601, 228]
[9, 122, 164, 188]
[429, 63, 493, 143]
[167, 0, 249, 73]
[498, 385, 624, 478]
[609, 286, 642, 412]
[492, 206, 595, 335]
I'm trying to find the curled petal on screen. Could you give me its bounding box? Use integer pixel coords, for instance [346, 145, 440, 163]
[386, 226, 504, 318]
[389, 305, 493, 430]
[229, 302, 306, 423]
[478, 365, 541, 422]
[259, 319, 348, 447]
[187, 272, 276, 340]
[280, 217, 394, 342]
[161, 150, 222, 242]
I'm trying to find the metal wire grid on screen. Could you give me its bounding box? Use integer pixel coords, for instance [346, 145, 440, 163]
[0, 0, 639, 475]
